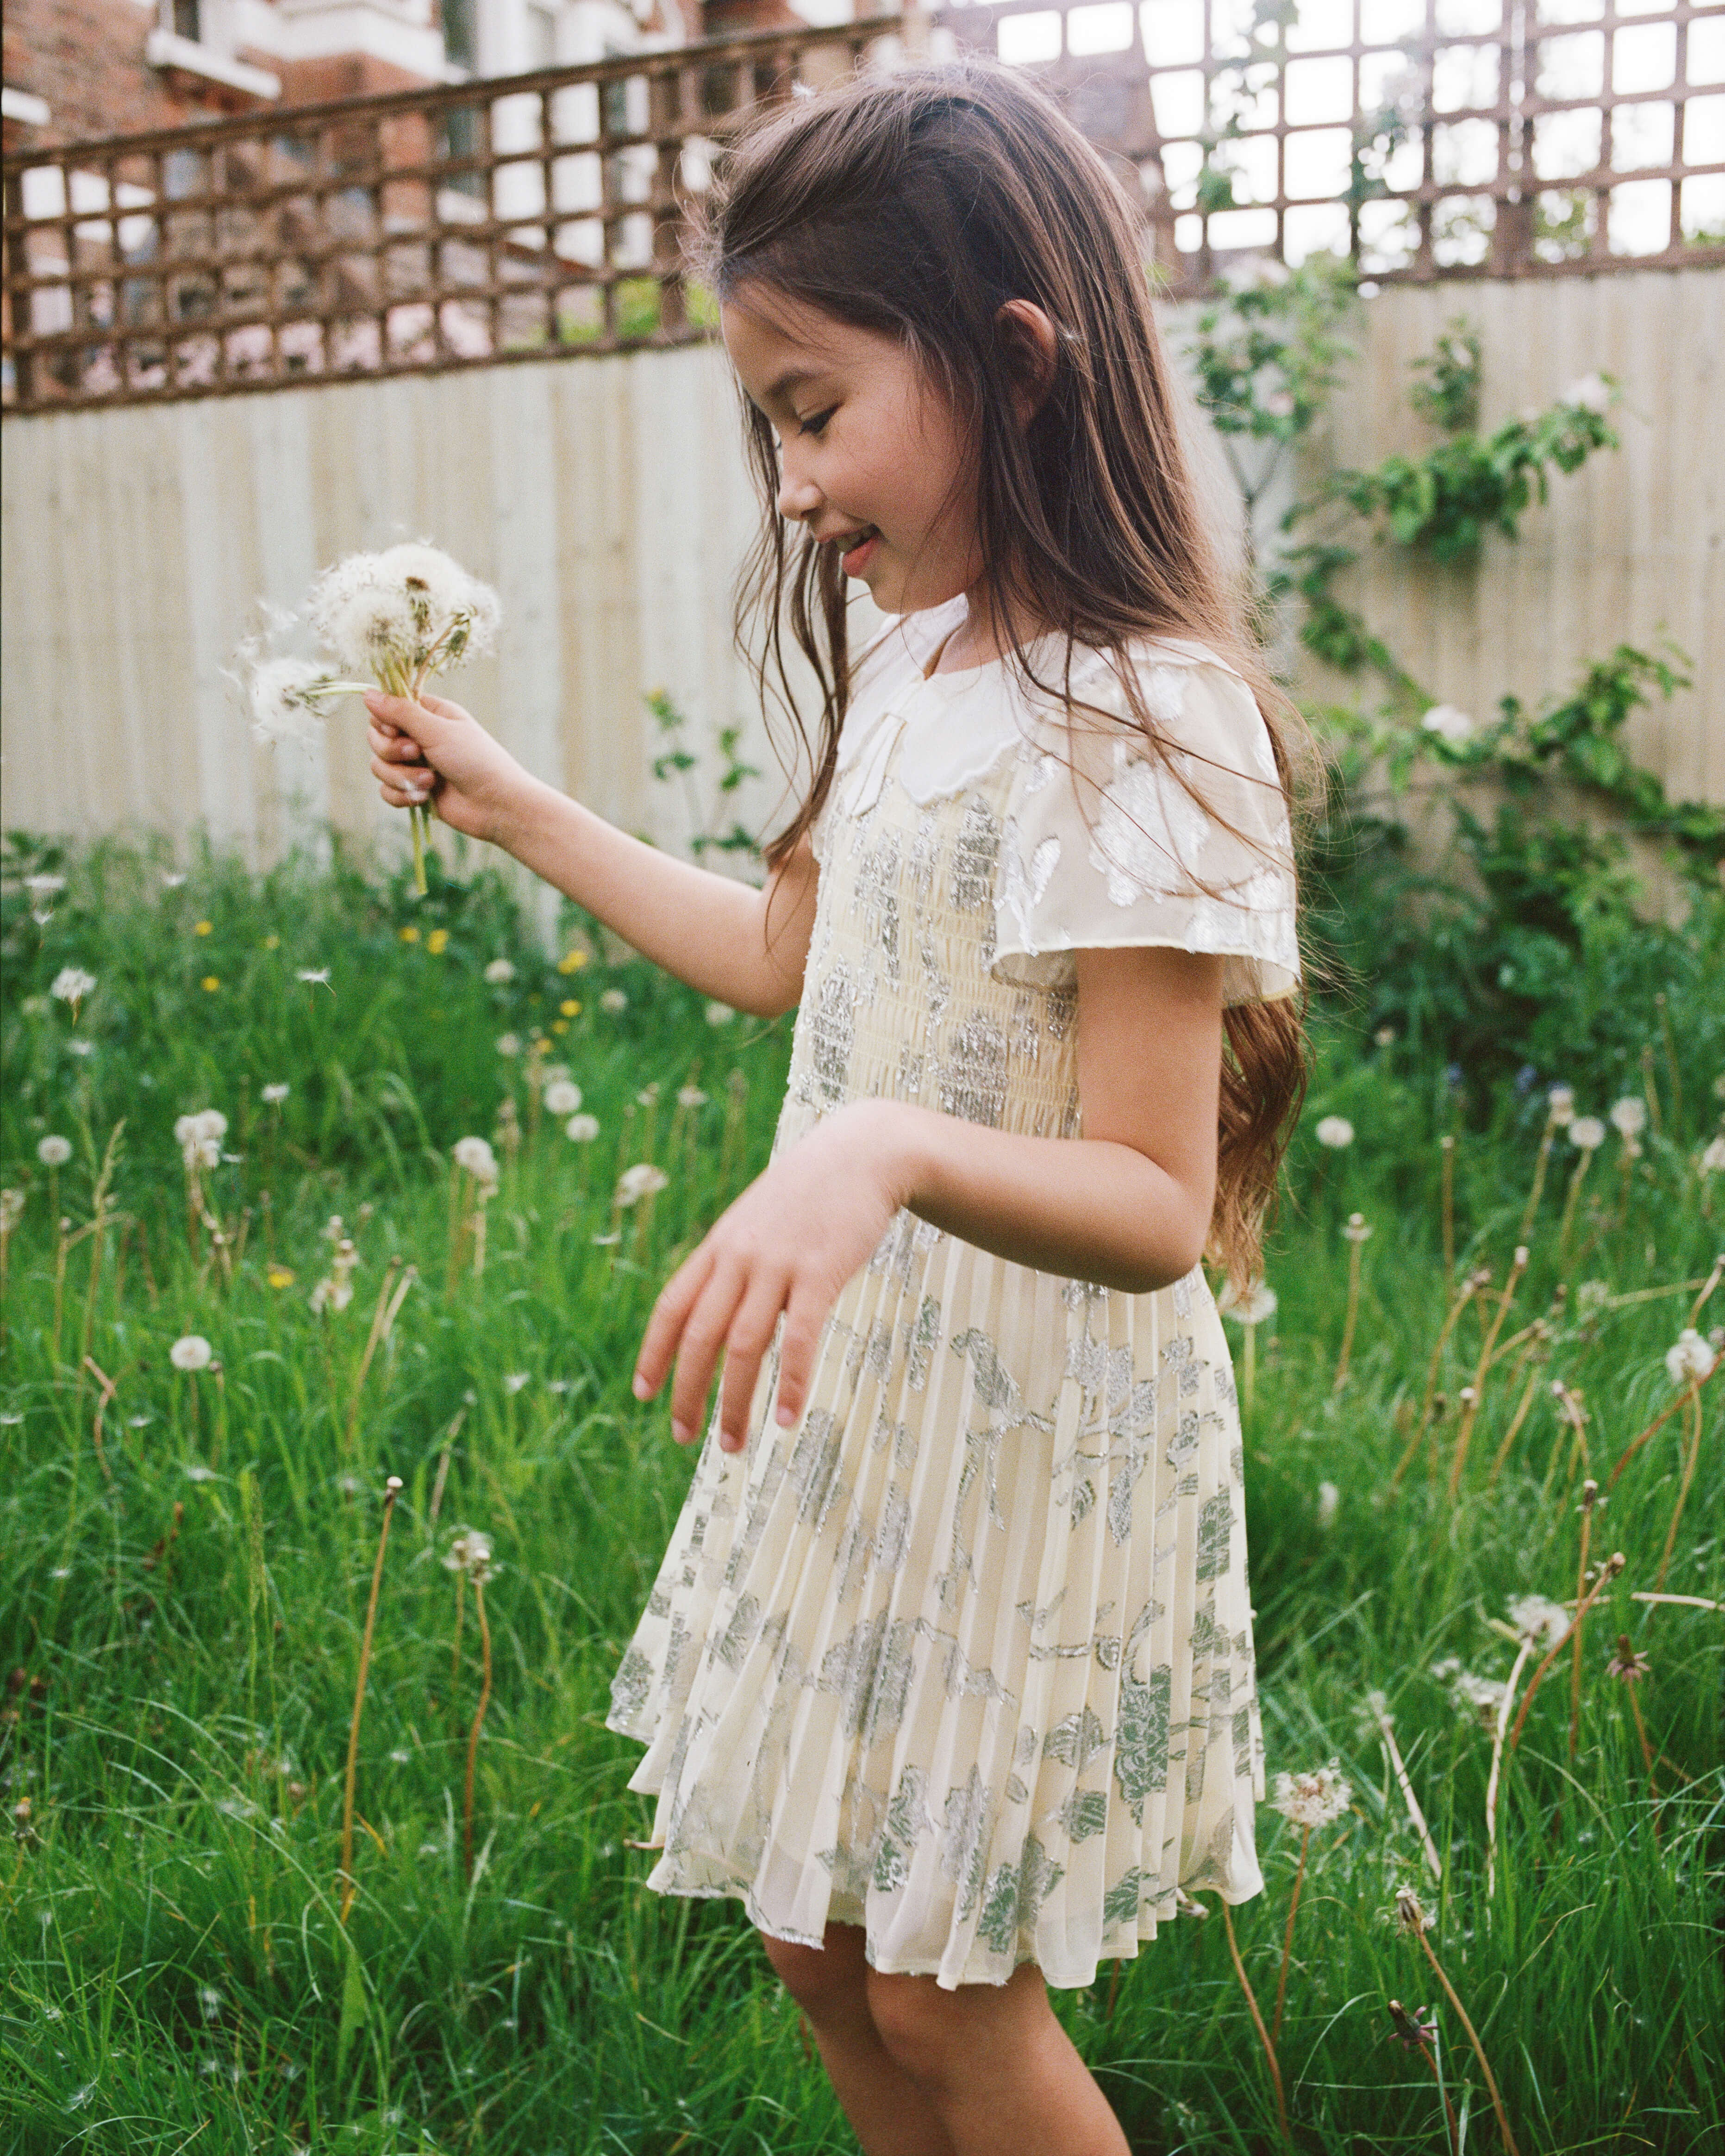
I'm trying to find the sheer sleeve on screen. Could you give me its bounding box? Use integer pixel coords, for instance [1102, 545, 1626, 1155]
[990, 646, 1300, 1007]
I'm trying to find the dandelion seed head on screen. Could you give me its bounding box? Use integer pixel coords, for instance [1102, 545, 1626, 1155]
[565, 1113, 600, 1142]
[1569, 1116, 1606, 1151]
[452, 1135, 500, 1191]
[599, 988, 628, 1014]
[444, 1528, 494, 1582]
[503, 1371, 531, 1394]
[170, 1335, 214, 1372]
[50, 966, 97, 1006]
[36, 1135, 72, 1167]
[1217, 1277, 1276, 1325]
[198, 1985, 224, 2020]
[1316, 1480, 1340, 1527]
[1609, 1097, 1647, 1138]
[495, 1033, 521, 1058]
[1665, 1328, 1715, 1384]
[678, 1085, 709, 1108]
[615, 1162, 669, 1206]
[483, 959, 516, 985]
[1547, 1084, 1575, 1125]
[1507, 1594, 1569, 1649]
[1342, 1213, 1371, 1242]
[543, 1078, 582, 1116]
[1374, 1025, 1395, 1047]
[1270, 1759, 1351, 1828]
[1394, 1885, 1434, 1934]
[1314, 1115, 1354, 1148]
[243, 654, 334, 749]
[261, 1082, 290, 1104]
[705, 999, 735, 1026]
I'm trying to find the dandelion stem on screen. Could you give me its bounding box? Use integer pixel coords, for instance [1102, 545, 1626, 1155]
[1413, 1928, 1523, 2156]
[463, 1576, 493, 1882]
[1653, 1387, 1704, 1593]
[1440, 1138, 1457, 1302]
[340, 1476, 401, 1925]
[1486, 1355, 1544, 1492]
[1484, 1636, 1535, 1897]
[1516, 1113, 1557, 1245]
[1556, 1147, 1593, 1260]
[1569, 1499, 1594, 1759]
[51, 1214, 69, 1365]
[1219, 1896, 1289, 2145]
[1270, 1826, 1308, 2049]
[1334, 1240, 1363, 1392]
[1509, 1553, 1625, 1752]
[1369, 1694, 1442, 1881]
[1450, 1246, 1526, 1496]
[1606, 1363, 1718, 1489]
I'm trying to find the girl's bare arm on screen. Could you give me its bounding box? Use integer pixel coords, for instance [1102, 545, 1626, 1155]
[634, 944, 1227, 1450]
[366, 688, 817, 1017]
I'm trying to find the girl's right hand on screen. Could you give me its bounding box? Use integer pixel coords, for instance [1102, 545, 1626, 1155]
[365, 689, 537, 850]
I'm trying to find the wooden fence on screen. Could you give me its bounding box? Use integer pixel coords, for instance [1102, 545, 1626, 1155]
[6, 0, 1725, 412]
[3, 269, 1719, 888]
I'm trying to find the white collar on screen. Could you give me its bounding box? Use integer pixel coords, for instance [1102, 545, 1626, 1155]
[834, 604, 1242, 815]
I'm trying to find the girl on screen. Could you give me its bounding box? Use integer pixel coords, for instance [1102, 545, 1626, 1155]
[368, 59, 1309, 2156]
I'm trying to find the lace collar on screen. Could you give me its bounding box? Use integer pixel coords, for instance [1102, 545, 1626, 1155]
[832, 602, 1242, 818]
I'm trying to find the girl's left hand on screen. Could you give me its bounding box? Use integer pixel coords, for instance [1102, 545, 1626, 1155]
[632, 1102, 909, 1454]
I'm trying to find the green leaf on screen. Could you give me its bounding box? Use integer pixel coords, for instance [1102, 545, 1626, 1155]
[336, 1934, 369, 2083]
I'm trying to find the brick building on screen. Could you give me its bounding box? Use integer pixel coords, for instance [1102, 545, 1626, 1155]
[3, 0, 808, 151]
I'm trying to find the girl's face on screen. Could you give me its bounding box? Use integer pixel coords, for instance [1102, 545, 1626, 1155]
[722, 290, 981, 618]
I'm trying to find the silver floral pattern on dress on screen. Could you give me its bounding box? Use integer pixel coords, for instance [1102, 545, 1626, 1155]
[609, 605, 1281, 1990]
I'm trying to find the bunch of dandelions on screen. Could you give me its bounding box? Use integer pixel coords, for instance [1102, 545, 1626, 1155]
[236, 542, 500, 894]
[1267, 1761, 1352, 2048]
[444, 1530, 496, 1881]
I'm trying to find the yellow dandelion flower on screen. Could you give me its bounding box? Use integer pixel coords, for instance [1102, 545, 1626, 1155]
[426, 928, 449, 955]
[560, 998, 580, 1017]
[263, 933, 281, 950]
[551, 1018, 569, 1035]
[557, 950, 588, 974]
[201, 976, 220, 993]
[194, 919, 213, 936]
[266, 1264, 296, 1289]
[399, 925, 420, 943]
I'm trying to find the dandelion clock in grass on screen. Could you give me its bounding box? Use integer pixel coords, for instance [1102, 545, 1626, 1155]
[235, 543, 500, 894]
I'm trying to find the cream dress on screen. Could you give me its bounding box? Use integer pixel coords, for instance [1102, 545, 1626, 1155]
[609, 596, 1300, 1991]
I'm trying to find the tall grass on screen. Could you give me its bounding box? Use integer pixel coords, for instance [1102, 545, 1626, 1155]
[2, 836, 1720, 2154]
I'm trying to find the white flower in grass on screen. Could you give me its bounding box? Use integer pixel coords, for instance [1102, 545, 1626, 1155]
[174, 1109, 228, 1171]
[495, 1033, 521, 1059]
[170, 1335, 214, 1372]
[704, 1000, 735, 1027]
[564, 1113, 600, 1143]
[1563, 372, 1612, 414]
[678, 1085, 709, 1109]
[1420, 704, 1475, 745]
[615, 1163, 669, 1207]
[483, 959, 516, 985]
[1569, 1116, 1606, 1152]
[1507, 1594, 1570, 1650]
[1547, 1084, 1575, 1125]
[1343, 1213, 1372, 1243]
[1315, 1115, 1354, 1149]
[261, 1083, 290, 1104]
[1316, 1480, 1340, 1527]
[452, 1135, 499, 1190]
[599, 988, 629, 1015]
[1608, 1097, 1646, 1138]
[296, 967, 332, 990]
[503, 1371, 531, 1395]
[1269, 1759, 1351, 1829]
[1218, 1277, 1277, 1325]
[443, 1528, 494, 1583]
[36, 1135, 72, 1167]
[1699, 1136, 1725, 1175]
[50, 966, 97, 1009]
[1665, 1329, 1716, 1386]
[543, 1078, 582, 1116]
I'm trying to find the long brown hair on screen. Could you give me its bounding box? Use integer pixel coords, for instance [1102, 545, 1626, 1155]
[695, 58, 1317, 1290]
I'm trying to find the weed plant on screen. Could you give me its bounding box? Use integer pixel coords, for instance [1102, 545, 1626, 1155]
[1, 836, 1720, 2154]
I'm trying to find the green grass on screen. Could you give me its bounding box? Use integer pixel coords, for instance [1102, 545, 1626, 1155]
[1, 835, 1720, 2154]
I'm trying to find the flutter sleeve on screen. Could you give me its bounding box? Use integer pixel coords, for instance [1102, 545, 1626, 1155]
[990, 645, 1300, 1007]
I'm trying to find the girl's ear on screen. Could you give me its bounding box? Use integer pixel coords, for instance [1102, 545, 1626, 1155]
[995, 300, 1060, 429]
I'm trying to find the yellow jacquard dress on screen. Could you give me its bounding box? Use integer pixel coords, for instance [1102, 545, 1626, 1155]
[609, 597, 1300, 1990]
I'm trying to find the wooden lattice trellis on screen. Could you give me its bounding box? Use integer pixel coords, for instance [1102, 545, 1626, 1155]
[4, 0, 1721, 411]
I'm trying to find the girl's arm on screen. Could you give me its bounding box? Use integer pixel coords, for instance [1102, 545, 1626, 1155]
[366, 689, 817, 1017]
[634, 944, 1225, 1451]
